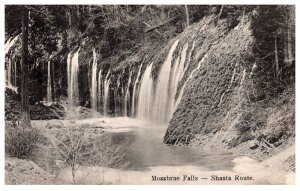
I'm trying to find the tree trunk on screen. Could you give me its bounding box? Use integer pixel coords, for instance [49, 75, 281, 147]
[185, 5, 189, 27]
[284, 30, 288, 63]
[20, 7, 31, 128]
[287, 23, 293, 66]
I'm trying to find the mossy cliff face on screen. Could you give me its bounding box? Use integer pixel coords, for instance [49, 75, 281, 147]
[163, 16, 294, 160]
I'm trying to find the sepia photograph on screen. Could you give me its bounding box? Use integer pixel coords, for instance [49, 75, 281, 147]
[3, 3, 295, 186]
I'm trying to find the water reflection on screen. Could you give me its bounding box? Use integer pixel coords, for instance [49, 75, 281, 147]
[105, 124, 234, 171]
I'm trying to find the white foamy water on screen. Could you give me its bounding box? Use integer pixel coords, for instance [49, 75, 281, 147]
[47, 60, 52, 103]
[137, 40, 183, 123]
[137, 63, 153, 121]
[151, 40, 179, 122]
[5, 35, 19, 90]
[67, 49, 80, 106]
[131, 64, 143, 117]
[97, 69, 102, 110]
[124, 70, 133, 116]
[91, 49, 98, 111]
[5, 35, 19, 55]
[71, 117, 146, 129]
[103, 70, 111, 116]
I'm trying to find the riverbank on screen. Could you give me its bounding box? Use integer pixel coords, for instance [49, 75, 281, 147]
[5, 116, 144, 185]
[5, 117, 295, 185]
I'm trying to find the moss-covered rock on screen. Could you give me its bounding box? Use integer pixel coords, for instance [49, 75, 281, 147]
[164, 15, 294, 160]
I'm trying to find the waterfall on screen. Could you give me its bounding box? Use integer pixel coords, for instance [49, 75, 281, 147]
[67, 53, 71, 103]
[5, 36, 19, 91]
[6, 56, 18, 93]
[175, 52, 208, 108]
[4, 37, 12, 53]
[13, 56, 17, 86]
[67, 49, 80, 107]
[168, 43, 189, 117]
[131, 64, 143, 117]
[98, 69, 102, 112]
[183, 42, 195, 74]
[4, 39, 11, 86]
[114, 75, 121, 116]
[5, 35, 19, 55]
[103, 70, 111, 116]
[240, 69, 247, 85]
[136, 39, 198, 123]
[137, 62, 154, 120]
[7, 57, 12, 87]
[124, 70, 132, 116]
[91, 49, 97, 111]
[47, 60, 52, 103]
[151, 40, 179, 122]
[137, 40, 182, 123]
[121, 85, 125, 116]
[217, 67, 236, 107]
[249, 63, 257, 78]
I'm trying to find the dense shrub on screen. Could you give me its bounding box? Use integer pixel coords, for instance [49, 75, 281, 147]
[5, 125, 40, 159]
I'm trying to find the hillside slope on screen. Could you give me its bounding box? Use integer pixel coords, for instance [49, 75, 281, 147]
[164, 15, 295, 161]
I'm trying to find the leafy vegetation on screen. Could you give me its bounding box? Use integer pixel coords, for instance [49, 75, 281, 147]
[5, 123, 40, 159]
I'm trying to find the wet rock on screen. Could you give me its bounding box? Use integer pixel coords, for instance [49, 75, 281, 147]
[249, 140, 259, 149]
[274, 141, 283, 147]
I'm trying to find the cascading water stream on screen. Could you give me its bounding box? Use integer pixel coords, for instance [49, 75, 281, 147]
[103, 70, 111, 116]
[131, 64, 143, 117]
[63, 28, 203, 121]
[183, 42, 195, 75]
[5, 36, 19, 92]
[151, 40, 179, 122]
[5, 35, 19, 55]
[175, 52, 208, 108]
[124, 70, 132, 116]
[168, 43, 189, 117]
[13, 56, 17, 86]
[135, 39, 200, 123]
[67, 49, 80, 107]
[67, 53, 71, 103]
[47, 60, 52, 103]
[137, 39, 197, 123]
[91, 49, 97, 111]
[4, 37, 12, 53]
[137, 62, 154, 120]
[114, 74, 122, 116]
[62, 39, 196, 122]
[7, 57, 12, 87]
[98, 69, 102, 112]
[172, 42, 195, 108]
